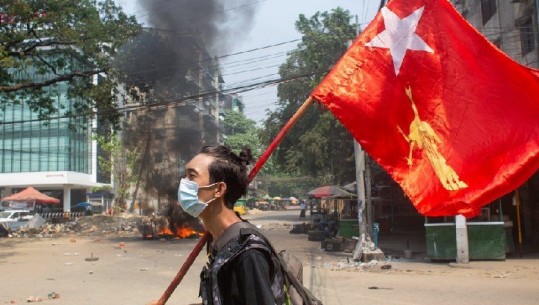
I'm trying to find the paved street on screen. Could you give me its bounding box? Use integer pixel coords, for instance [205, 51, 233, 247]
[1, 208, 538, 305]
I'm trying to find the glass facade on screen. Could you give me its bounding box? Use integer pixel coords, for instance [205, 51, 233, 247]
[0, 111, 92, 174]
[0, 56, 93, 174]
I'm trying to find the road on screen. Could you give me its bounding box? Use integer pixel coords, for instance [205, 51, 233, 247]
[0, 208, 538, 305]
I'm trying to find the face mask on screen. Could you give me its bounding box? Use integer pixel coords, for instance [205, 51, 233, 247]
[177, 178, 219, 217]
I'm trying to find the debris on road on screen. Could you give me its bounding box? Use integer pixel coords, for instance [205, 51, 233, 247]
[84, 253, 99, 262]
[47, 292, 60, 300]
[2, 214, 143, 238]
[26, 296, 43, 302]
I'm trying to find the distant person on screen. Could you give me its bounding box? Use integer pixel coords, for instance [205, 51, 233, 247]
[177, 145, 285, 305]
[299, 201, 307, 219]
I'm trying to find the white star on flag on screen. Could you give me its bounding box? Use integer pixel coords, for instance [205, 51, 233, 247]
[365, 6, 434, 76]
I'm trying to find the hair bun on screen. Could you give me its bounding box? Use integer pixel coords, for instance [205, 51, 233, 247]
[239, 147, 254, 166]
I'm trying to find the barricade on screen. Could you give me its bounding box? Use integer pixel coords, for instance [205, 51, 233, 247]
[39, 212, 84, 223]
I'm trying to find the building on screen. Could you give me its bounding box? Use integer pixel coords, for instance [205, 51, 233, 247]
[119, 28, 227, 212]
[0, 58, 110, 211]
[452, 0, 538, 68]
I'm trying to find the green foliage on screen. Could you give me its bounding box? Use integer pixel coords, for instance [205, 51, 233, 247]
[266, 175, 319, 199]
[223, 110, 257, 136]
[223, 110, 262, 156]
[94, 133, 139, 204]
[90, 185, 112, 193]
[261, 8, 358, 186]
[0, 0, 141, 128]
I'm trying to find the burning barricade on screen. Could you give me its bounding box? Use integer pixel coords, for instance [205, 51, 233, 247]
[140, 204, 203, 240]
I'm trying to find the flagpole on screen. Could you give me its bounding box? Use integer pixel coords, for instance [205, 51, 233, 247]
[155, 96, 315, 304]
[247, 96, 315, 182]
[155, 232, 210, 305]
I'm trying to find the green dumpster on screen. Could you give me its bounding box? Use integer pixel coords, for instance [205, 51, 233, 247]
[338, 219, 359, 238]
[425, 222, 506, 260]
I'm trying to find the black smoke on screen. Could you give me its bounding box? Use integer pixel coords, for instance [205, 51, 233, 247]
[115, 1, 260, 213]
[136, 0, 260, 54]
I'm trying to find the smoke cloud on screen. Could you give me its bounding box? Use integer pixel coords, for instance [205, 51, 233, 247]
[116, 1, 261, 213]
[136, 0, 260, 54]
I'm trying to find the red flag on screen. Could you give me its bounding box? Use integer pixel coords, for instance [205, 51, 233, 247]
[311, 0, 539, 217]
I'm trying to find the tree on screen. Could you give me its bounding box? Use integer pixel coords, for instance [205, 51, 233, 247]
[261, 8, 357, 185]
[95, 134, 139, 208]
[0, 0, 141, 127]
[223, 110, 261, 155]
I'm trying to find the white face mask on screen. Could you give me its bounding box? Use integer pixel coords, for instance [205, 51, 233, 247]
[177, 178, 219, 217]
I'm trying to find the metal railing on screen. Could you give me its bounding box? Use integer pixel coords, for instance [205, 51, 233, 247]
[38, 212, 85, 223]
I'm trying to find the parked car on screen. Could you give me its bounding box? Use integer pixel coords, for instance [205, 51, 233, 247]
[0, 209, 33, 231]
[71, 202, 95, 215]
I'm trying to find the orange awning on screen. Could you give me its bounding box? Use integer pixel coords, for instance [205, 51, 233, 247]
[2, 187, 60, 204]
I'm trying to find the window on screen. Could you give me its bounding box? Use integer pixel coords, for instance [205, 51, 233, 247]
[480, 0, 497, 25]
[517, 16, 535, 55]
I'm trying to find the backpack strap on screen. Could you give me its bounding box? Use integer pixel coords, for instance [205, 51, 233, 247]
[214, 221, 322, 305]
[239, 228, 323, 305]
[213, 221, 259, 252]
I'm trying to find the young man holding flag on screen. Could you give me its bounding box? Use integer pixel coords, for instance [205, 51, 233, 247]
[178, 145, 284, 305]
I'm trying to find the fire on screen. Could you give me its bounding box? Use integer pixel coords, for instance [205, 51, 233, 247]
[176, 225, 200, 238]
[157, 225, 201, 239]
[159, 227, 174, 236]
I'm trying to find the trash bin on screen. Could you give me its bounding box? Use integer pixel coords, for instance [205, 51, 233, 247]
[337, 219, 358, 238]
[373, 223, 380, 247]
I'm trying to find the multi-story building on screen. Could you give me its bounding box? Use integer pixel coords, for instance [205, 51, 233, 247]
[0, 59, 110, 211]
[120, 28, 226, 211]
[453, 0, 538, 68]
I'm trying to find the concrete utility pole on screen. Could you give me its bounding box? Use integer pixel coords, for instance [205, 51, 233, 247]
[350, 15, 367, 261]
[351, 15, 383, 262]
[352, 140, 367, 261]
[455, 215, 470, 263]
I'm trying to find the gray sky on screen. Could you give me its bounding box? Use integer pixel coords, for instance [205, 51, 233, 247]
[116, 0, 381, 124]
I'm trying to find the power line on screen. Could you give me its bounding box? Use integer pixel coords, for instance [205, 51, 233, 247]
[0, 68, 328, 126]
[120, 39, 299, 78]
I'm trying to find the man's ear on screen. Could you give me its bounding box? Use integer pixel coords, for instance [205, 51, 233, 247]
[215, 182, 227, 198]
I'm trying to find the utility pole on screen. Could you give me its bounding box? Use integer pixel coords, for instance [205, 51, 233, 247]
[379, 0, 386, 10]
[350, 15, 367, 261]
[352, 141, 368, 261]
[351, 11, 384, 262]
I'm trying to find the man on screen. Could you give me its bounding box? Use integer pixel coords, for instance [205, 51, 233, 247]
[299, 201, 306, 219]
[178, 145, 284, 305]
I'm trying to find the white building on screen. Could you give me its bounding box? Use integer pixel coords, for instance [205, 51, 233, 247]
[0, 69, 110, 212]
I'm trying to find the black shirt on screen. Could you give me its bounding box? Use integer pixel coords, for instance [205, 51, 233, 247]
[217, 248, 276, 305]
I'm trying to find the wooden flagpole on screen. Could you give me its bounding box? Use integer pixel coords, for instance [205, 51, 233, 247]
[247, 96, 314, 182]
[155, 96, 315, 304]
[156, 232, 210, 305]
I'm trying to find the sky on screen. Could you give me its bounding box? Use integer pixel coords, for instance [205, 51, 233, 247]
[115, 0, 382, 124]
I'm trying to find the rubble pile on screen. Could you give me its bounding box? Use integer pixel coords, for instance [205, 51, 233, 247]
[3, 214, 147, 238]
[75, 214, 142, 236]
